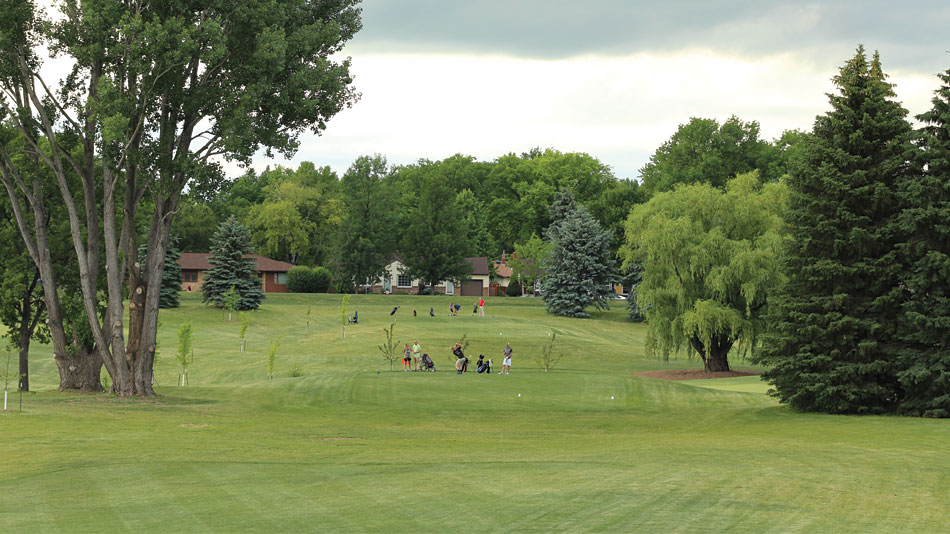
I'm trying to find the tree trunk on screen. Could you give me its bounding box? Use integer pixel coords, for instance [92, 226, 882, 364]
[17, 314, 32, 393]
[18, 345, 29, 393]
[690, 335, 735, 373]
[55, 347, 103, 392]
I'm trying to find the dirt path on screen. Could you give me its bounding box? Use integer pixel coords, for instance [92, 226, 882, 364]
[635, 369, 760, 381]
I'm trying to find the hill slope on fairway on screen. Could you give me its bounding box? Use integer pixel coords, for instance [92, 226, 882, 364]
[1, 293, 947, 532]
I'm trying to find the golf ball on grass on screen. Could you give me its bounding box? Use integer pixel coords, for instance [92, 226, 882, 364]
[517, 393, 521, 397]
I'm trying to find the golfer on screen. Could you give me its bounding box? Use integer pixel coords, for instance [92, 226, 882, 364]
[402, 343, 412, 371]
[479, 297, 485, 317]
[500, 342, 512, 374]
[411, 340, 422, 371]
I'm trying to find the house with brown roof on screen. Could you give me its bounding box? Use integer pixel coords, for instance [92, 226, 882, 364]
[178, 252, 297, 293]
[373, 256, 491, 296]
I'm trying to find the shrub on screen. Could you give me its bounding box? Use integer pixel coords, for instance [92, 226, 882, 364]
[287, 266, 314, 293]
[505, 282, 522, 297]
[311, 266, 332, 292]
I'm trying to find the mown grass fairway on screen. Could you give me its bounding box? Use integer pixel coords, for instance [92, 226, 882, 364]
[2, 293, 948, 532]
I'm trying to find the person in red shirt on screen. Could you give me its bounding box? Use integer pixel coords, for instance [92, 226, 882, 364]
[479, 297, 485, 317]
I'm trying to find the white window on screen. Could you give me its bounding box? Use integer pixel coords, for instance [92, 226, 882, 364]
[398, 274, 411, 287]
[275, 272, 287, 284]
[445, 280, 454, 295]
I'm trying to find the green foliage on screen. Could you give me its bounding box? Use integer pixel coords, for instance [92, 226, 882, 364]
[455, 189, 494, 257]
[508, 234, 551, 290]
[222, 287, 240, 320]
[139, 239, 182, 309]
[639, 116, 784, 196]
[287, 266, 332, 293]
[247, 199, 313, 264]
[624, 172, 789, 371]
[339, 294, 350, 339]
[623, 263, 645, 322]
[399, 165, 473, 289]
[894, 67, 950, 417]
[505, 279, 523, 297]
[756, 47, 913, 414]
[335, 155, 397, 291]
[171, 198, 218, 253]
[239, 312, 250, 352]
[267, 336, 282, 379]
[176, 321, 194, 386]
[202, 217, 265, 311]
[543, 191, 616, 318]
[377, 322, 400, 371]
[1, 343, 23, 394]
[536, 332, 562, 372]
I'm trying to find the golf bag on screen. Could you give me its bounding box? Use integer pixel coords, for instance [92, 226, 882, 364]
[476, 355, 492, 374]
[421, 353, 435, 371]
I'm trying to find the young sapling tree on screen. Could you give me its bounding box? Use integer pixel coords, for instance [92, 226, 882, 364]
[176, 322, 195, 386]
[239, 312, 250, 353]
[306, 304, 312, 333]
[2, 344, 23, 411]
[377, 322, 400, 371]
[267, 336, 283, 379]
[536, 332, 563, 372]
[222, 286, 240, 321]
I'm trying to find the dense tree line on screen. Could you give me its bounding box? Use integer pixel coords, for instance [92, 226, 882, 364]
[171, 148, 646, 291]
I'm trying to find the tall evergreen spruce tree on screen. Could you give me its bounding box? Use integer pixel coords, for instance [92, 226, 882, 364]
[542, 191, 614, 317]
[757, 47, 913, 414]
[202, 217, 265, 311]
[895, 68, 950, 417]
[139, 240, 182, 309]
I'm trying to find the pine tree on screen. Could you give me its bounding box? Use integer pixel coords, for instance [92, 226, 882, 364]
[542, 191, 615, 317]
[756, 47, 913, 414]
[201, 217, 265, 311]
[623, 262, 645, 322]
[160, 243, 183, 308]
[894, 68, 950, 417]
[140, 240, 183, 309]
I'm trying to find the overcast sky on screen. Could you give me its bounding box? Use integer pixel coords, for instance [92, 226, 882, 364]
[255, 0, 950, 181]
[39, 1, 950, 181]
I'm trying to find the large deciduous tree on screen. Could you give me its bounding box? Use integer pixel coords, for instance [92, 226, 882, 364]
[894, 67, 950, 417]
[542, 191, 615, 317]
[508, 233, 551, 293]
[336, 154, 396, 292]
[639, 116, 783, 196]
[0, 123, 102, 392]
[755, 47, 913, 413]
[0, 0, 361, 395]
[624, 172, 788, 372]
[400, 167, 472, 290]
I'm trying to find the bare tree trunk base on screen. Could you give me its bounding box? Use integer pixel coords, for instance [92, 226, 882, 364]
[55, 349, 103, 392]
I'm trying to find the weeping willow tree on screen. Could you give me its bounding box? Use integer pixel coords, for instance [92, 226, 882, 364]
[621, 172, 788, 372]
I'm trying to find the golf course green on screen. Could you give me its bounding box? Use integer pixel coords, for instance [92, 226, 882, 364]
[1, 293, 947, 532]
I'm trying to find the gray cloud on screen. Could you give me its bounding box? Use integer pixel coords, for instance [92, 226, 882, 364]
[352, 1, 950, 73]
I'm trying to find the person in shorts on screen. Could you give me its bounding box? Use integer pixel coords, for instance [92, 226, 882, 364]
[412, 340, 422, 371]
[402, 343, 412, 371]
[479, 298, 485, 317]
[500, 342, 512, 374]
